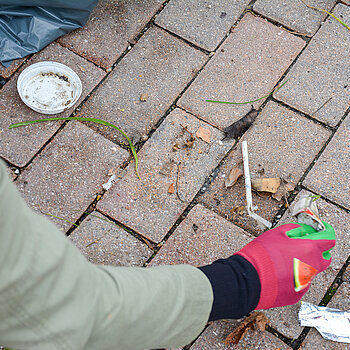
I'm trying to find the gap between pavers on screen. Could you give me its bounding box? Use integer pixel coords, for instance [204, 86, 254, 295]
[264, 190, 350, 339]
[97, 108, 233, 243]
[78, 26, 207, 145]
[15, 122, 129, 232]
[155, 0, 251, 52]
[274, 4, 350, 127]
[0, 42, 106, 167]
[0, 57, 26, 79]
[57, 0, 165, 69]
[69, 212, 153, 267]
[178, 12, 305, 130]
[199, 101, 330, 235]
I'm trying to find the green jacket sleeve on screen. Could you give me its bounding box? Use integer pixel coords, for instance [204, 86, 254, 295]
[0, 160, 213, 350]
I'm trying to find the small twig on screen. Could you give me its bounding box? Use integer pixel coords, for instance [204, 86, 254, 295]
[176, 162, 185, 203]
[312, 97, 333, 115]
[179, 124, 194, 138]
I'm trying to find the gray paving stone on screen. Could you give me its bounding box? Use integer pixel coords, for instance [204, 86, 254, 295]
[302, 265, 350, 349]
[265, 190, 350, 339]
[79, 26, 207, 144]
[155, 0, 250, 51]
[15, 122, 129, 232]
[150, 204, 253, 267]
[178, 13, 305, 130]
[97, 108, 232, 243]
[274, 4, 350, 127]
[57, 0, 164, 69]
[254, 0, 336, 36]
[200, 101, 330, 235]
[0, 42, 105, 167]
[304, 115, 350, 210]
[69, 212, 152, 266]
[190, 321, 290, 349]
[0, 58, 26, 79]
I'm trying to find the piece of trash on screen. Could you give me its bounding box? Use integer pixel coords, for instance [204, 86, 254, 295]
[224, 312, 268, 345]
[140, 93, 148, 102]
[168, 183, 175, 194]
[103, 175, 117, 190]
[299, 302, 350, 343]
[291, 194, 325, 231]
[242, 141, 272, 229]
[184, 136, 195, 148]
[196, 126, 211, 143]
[222, 107, 258, 140]
[251, 177, 281, 194]
[230, 205, 245, 215]
[271, 179, 294, 201]
[225, 166, 243, 188]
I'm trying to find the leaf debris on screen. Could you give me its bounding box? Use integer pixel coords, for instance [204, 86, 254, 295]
[196, 126, 211, 143]
[225, 166, 243, 188]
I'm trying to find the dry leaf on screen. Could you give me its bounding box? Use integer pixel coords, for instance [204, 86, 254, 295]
[225, 166, 243, 187]
[230, 205, 245, 215]
[272, 180, 294, 201]
[172, 142, 181, 151]
[196, 126, 211, 143]
[224, 312, 268, 345]
[168, 183, 175, 194]
[140, 93, 148, 102]
[184, 136, 195, 148]
[252, 178, 281, 194]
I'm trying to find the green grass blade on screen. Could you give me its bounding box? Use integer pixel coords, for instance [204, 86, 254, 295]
[206, 79, 289, 105]
[9, 116, 140, 179]
[38, 206, 79, 227]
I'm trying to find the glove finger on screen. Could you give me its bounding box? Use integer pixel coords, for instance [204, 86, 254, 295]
[285, 222, 316, 239]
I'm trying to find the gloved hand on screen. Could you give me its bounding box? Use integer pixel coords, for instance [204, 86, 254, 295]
[236, 222, 336, 309]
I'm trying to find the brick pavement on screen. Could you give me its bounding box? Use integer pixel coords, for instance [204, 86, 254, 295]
[1, 1, 349, 349]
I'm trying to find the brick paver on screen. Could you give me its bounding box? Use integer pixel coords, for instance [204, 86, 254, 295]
[155, 0, 250, 51]
[78, 26, 207, 144]
[265, 190, 350, 339]
[304, 115, 350, 210]
[178, 13, 305, 129]
[200, 101, 330, 235]
[0, 42, 105, 167]
[254, 0, 336, 36]
[57, 0, 164, 69]
[69, 212, 152, 266]
[16, 122, 129, 232]
[274, 4, 350, 127]
[302, 265, 350, 349]
[0, 57, 26, 79]
[150, 204, 253, 266]
[98, 108, 232, 243]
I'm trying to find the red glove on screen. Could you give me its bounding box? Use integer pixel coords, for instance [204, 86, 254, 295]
[236, 222, 335, 309]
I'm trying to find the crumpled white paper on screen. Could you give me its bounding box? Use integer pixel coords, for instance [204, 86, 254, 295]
[299, 302, 350, 343]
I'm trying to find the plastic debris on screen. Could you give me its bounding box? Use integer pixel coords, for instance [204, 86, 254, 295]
[299, 302, 350, 343]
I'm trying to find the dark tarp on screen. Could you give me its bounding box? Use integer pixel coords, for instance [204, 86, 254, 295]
[0, 0, 98, 67]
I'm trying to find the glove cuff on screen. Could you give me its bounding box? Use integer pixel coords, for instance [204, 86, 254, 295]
[236, 241, 277, 309]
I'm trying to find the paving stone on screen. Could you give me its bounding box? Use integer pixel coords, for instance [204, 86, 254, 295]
[274, 4, 350, 127]
[69, 212, 152, 266]
[15, 122, 129, 232]
[0, 42, 105, 167]
[199, 101, 330, 235]
[301, 265, 350, 349]
[254, 0, 336, 36]
[97, 108, 232, 243]
[155, 0, 250, 51]
[190, 320, 290, 349]
[178, 13, 305, 130]
[0, 58, 26, 79]
[79, 27, 206, 145]
[150, 204, 253, 267]
[57, 0, 164, 69]
[304, 115, 350, 210]
[264, 190, 350, 339]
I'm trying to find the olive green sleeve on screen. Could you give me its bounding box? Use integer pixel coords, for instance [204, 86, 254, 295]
[0, 160, 213, 350]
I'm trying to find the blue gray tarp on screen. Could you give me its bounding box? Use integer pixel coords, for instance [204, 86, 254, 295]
[0, 0, 98, 67]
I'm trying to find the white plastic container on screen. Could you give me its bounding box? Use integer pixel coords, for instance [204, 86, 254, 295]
[17, 61, 82, 114]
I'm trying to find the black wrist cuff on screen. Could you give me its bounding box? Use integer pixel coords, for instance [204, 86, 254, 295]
[198, 254, 261, 321]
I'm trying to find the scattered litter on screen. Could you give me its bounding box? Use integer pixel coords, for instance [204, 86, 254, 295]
[224, 312, 268, 345]
[140, 93, 148, 102]
[103, 175, 117, 190]
[168, 183, 175, 194]
[222, 107, 258, 140]
[225, 166, 243, 188]
[172, 142, 181, 151]
[251, 177, 281, 194]
[272, 179, 294, 201]
[196, 126, 211, 143]
[299, 302, 350, 343]
[230, 205, 245, 215]
[183, 137, 195, 148]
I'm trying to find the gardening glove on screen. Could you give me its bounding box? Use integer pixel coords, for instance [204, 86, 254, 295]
[236, 222, 336, 309]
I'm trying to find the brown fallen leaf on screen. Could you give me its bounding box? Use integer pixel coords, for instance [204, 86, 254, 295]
[230, 205, 245, 215]
[172, 142, 181, 151]
[252, 178, 281, 194]
[140, 93, 148, 102]
[224, 312, 268, 345]
[272, 179, 295, 201]
[183, 136, 195, 148]
[196, 126, 211, 143]
[168, 183, 175, 194]
[225, 166, 243, 188]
